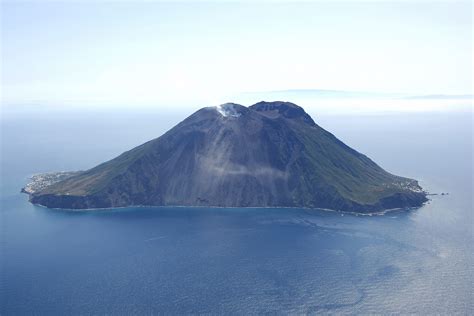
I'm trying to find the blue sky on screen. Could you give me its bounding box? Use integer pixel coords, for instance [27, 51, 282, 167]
[1, 0, 472, 107]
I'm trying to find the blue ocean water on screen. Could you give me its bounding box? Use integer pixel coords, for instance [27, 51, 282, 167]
[1, 108, 472, 314]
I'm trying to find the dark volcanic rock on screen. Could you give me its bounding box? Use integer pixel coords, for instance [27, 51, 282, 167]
[26, 101, 427, 212]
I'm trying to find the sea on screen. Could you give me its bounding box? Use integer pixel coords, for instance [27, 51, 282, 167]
[1, 106, 472, 314]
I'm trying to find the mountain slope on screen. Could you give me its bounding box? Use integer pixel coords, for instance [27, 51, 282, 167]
[27, 101, 427, 212]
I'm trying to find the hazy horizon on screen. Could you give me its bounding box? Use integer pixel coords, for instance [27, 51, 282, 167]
[2, 0, 472, 110]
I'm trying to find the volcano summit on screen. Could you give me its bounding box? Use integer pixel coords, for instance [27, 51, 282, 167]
[24, 101, 427, 212]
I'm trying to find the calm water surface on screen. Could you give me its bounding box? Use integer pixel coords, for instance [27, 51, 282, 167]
[1, 109, 472, 314]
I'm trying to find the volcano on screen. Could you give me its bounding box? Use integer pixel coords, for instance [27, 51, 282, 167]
[25, 101, 427, 212]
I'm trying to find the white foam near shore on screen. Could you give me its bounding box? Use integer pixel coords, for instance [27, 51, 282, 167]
[29, 200, 427, 217]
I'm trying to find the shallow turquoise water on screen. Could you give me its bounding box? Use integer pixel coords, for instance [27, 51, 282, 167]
[1, 110, 472, 314]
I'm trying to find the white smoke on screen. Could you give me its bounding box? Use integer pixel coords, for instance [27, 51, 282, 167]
[215, 103, 241, 118]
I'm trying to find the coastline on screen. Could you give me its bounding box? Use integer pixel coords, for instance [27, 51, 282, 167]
[21, 171, 429, 216]
[23, 193, 428, 217]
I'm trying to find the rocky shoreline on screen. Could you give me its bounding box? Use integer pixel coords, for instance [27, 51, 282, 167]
[23, 171, 428, 214]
